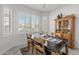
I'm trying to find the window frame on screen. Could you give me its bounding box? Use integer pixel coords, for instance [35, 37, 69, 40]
[2, 7, 12, 36]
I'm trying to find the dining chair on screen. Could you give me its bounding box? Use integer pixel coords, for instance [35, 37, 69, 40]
[34, 37, 46, 55]
[26, 33, 34, 55]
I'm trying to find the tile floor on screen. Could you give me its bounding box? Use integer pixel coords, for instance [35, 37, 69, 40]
[2, 44, 79, 55]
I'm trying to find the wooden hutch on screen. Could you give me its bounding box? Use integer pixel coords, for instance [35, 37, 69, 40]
[53, 14, 75, 49]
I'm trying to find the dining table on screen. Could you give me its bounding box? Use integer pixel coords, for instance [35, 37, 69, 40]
[31, 32, 68, 55]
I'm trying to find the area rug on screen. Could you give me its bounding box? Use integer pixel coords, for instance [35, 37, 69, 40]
[20, 47, 30, 55]
[20, 47, 66, 55]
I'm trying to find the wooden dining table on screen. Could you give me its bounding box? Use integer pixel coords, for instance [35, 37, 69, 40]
[30, 33, 68, 55]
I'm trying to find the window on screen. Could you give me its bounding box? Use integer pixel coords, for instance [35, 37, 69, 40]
[31, 15, 36, 33]
[35, 16, 39, 32]
[49, 19, 55, 34]
[17, 13, 39, 33]
[25, 14, 31, 32]
[18, 13, 25, 32]
[42, 16, 48, 32]
[31, 15, 39, 33]
[3, 8, 11, 33]
[18, 13, 31, 32]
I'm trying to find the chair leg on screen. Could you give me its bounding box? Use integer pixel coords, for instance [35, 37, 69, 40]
[36, 49, 38, 55]
[65, 45, 68, 55]
[31, 46, 34, 55]
[27, 42, 30, 51]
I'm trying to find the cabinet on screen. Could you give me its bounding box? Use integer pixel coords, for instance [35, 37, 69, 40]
[54, 15, 74, 48]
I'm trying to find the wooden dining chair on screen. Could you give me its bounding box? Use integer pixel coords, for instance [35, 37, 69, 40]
[26, 33, 34, 55]
[34, 37, 46, 55]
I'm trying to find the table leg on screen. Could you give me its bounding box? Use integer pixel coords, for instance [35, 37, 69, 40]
[65, 45, 68, 55]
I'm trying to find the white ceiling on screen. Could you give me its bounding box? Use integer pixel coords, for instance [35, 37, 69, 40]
[25, 4, 63, 12]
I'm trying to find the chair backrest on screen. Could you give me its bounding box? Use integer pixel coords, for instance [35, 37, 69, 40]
[26, 33, 34, 46]
[26, 33, 32, 39]
[34, 37, 45, 54]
